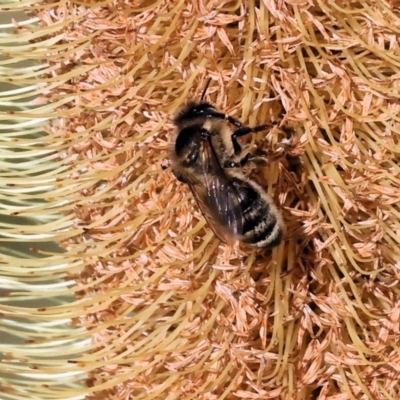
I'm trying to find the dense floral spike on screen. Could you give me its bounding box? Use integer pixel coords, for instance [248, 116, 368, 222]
[1, 0, 400, 399]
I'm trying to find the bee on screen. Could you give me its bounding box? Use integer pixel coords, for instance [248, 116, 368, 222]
[170, 79, 284, 249]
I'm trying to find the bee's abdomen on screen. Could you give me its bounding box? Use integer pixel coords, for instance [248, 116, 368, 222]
[243, 211, 283, 248]
[234, 179, 283, 249]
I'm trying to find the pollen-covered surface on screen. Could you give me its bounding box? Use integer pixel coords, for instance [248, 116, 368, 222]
[13, 0, 400, 398]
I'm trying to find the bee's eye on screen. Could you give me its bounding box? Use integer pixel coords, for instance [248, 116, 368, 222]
[192, 107, 206, 115]
[175, 127, 197, 156]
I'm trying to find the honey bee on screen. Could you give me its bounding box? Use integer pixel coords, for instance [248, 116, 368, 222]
[171, 79, 284, 249]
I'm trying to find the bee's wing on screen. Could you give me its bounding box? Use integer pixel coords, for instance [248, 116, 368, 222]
[188, 135, 244, 244]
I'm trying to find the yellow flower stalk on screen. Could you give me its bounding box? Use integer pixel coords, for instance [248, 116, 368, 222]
[1, 0, 400, 399]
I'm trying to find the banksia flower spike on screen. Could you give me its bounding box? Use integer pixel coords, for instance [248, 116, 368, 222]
[1, 0, 400, 399]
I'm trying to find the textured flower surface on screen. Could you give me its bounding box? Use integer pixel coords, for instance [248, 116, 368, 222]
[1, 0, 400, 399]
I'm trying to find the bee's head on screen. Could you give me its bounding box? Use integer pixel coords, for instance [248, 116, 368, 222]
[173, 102, 216, 128]
[174, 125, 202, 164]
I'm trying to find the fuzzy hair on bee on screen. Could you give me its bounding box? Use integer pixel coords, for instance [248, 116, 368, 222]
[170, 78, 284, 249]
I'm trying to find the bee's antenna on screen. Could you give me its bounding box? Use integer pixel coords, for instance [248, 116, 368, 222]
[200, 78, 212, 101]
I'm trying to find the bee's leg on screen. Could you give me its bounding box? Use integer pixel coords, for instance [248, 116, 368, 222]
[231, 125, 270, 154]
[223, 152, 254, 168]
[225, 115, 243, 127]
